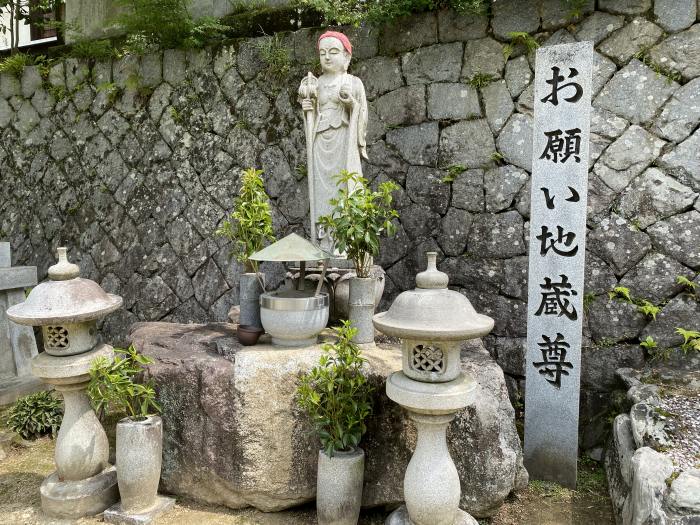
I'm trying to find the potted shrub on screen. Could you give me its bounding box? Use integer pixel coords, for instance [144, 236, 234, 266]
[88, 346, 163, 514]
[318, 171, 398, 343]
[216, 167, 276, 338]
[297, 321, 374, 525]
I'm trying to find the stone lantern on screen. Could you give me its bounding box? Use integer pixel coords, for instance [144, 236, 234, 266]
[373, 252, 494, 525]
[7, 247, 122, 518]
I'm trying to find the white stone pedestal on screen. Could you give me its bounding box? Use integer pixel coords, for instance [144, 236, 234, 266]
[385, 372, 478, 525]
[104, 495, 176, 525]
[31, 345, 119, 518]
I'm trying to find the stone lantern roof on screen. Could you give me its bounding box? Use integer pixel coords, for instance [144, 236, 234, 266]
[373, 252, 494, 341]
[7, 247, 122, 326]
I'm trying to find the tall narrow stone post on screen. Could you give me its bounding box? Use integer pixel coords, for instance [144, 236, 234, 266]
[0, 242, 43, 404]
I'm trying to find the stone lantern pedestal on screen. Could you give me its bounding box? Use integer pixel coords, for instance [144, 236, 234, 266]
[374, 253, 494, 525]
[7, 248, 122, 518]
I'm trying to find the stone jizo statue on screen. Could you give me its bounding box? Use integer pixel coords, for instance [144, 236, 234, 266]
[298, 31, 368, 254]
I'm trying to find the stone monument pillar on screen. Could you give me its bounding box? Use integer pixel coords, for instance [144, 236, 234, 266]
[0, 241, 43, 404]
[373, 253, 494, 525]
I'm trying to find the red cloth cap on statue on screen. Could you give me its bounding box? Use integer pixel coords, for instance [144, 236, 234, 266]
[317, 31, 352, 54]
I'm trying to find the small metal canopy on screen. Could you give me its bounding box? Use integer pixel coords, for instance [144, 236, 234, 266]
[249, 233, 331, 295]
[249, 233, 331, 262]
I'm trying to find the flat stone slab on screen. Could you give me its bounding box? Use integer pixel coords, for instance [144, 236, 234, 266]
[104, 495, 176, 525]
[129, 322, 527, 518]
[0, 266, 37, 291]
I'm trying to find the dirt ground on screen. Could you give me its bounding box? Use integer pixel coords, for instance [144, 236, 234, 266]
[0, 433, 615, 525]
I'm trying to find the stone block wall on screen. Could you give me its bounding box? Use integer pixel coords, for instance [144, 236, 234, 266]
[1, 0, 698, 447]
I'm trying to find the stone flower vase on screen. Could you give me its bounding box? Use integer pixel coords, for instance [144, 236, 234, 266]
[116, 416, 163, 513]
[240, 272, 264, 330]
[349, 277, 375, 344]
[316, 448, 364, 525]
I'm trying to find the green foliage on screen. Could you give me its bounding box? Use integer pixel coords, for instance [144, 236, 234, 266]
[88, 345, 161, 419]
[215, 167, 275, 271]
[185, 16, 232, 48]
[297, 0, 487, 26]
[503, 31, 539, 61]
[608, 286, 632, 302]
[637, 299, 661, 320]
[256, 33, 292, 80]
[676, 275, 698, 293]
[69, 39, 116, 61]
[583, 292, 596, 313]
[633, 47, 682, 84]
[561, 0, 588, 20]
[0, 52, 33, 76]
[441, 164, 467, 183]
[491, 151, 504, 164]
[466, 72, 494, 88]
[296, 321, 374, 457]
[8, 391, 63, 440]
[0, 1, 64, 54]
[676, 328, 700, 354]
[114, 0, 194, 50]
[640, 336, 657, 351]
[318, 171, 399, 278]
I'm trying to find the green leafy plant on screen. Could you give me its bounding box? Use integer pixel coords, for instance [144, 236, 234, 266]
[503, 31, 539, 61]
[0, 52, 33, 76]
[185, 16, 231, 48]
[640, 336, 657, 351]
[633, 47, 682, 84]
[608, 286, 632, 303]
[561, 0, 588, 20]
[215, 167, 275, 272]
[676, 328, 700, 354]
[255, 33, 291, 80]
[297, 0, 487, 26]
[8, 390, 63, 440]
[583, 292, 596, 313]
[69, 39, 116, 61]
[467, 72, 494, 88]
[441, 164, 467, 184]
[114, 0, 194, 50]
[637, 300, 661, 320]
[88, 345, 160, 419]
[318, 170, 399, 278]
[296, 321, 374, 457]
[676, 275, 697, 293]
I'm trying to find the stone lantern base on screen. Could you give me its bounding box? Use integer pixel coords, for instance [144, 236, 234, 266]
[386, 505, 478, 525]
[385, 372, 479, 525]
[104, 495, 176, 525]
[41, 466, 118, 519]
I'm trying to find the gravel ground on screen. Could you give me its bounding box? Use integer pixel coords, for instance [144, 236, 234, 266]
[657, 391, 700, 471]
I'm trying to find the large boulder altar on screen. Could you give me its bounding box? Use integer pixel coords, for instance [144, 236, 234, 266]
[129, 322, 528, 518]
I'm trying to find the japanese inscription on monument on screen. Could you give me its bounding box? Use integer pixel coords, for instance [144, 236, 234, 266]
[524, 41, 593, 489]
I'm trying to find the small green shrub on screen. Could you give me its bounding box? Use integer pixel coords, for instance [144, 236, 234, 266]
[441, 164, 467, 183]
[69, 39, 116, 61]
[676, 275, 697, 293]
[215, 167, 275, 272]
[0, 52, 34, 77]
[256, 33, 292, 80]
[608, 286, 632, 302]
[640, 336, 657, 351]
[88, 345, 160, 419]
[503, 31, 539, 61]
[637, 300, 661, 320]
[296, 321, 374, 456]
[298, 0, 487, 26]
[467, 72, 494, 88]
[318, 171, 399, 278]
[8, 391, 63, 440]
[676, 328, 700, 354]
